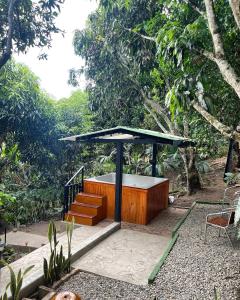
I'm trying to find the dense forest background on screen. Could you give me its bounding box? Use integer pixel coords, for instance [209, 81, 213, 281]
[1, 0, 240, 226]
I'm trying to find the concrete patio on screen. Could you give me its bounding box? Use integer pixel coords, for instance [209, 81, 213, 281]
[73, 229, 171, 285]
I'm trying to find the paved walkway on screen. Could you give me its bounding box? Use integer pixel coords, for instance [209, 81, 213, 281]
[0, 231, 48, 248]
[0, 223, 117, 298]
[73, 229, 170, 285]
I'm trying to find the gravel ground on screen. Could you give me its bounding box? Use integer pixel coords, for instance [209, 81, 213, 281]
[57, 204, 240, 300]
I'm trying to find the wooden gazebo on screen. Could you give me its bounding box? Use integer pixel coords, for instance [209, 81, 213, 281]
[61, 126, 194, 224]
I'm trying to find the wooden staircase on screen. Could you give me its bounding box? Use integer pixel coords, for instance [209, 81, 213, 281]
[65, 192, 106, 226]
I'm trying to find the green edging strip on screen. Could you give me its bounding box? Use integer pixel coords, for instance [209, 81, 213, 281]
[148, 203, 196, 284]
[148, 200, 226, 284]
[196, 200, 229, 205]
[148, 233, 179, 284]
[171, 201, 197, 238]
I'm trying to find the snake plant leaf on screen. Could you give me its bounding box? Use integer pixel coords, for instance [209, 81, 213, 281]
[8, 265, 17, 297]
[14, 277, 23, 300]
[23, 265, 34, 276]
[48, 221, 53, 249]
[1, 292, 8, 300]
[43, 257, 48, 281]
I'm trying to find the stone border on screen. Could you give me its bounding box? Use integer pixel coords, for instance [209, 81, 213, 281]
[148, 201, 226, 284]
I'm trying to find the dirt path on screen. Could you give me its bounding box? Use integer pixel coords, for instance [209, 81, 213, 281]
[174, 157, 227, 208]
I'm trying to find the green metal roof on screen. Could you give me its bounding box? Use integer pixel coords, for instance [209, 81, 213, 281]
[60, 126, 195, 147]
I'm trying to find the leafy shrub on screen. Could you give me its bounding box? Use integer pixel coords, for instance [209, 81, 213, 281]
[1, 247, 16, 264]
[196, 160, 210, 174]
[0, 261, 34, 300]
[224, 172, 240, 186]
[2, 186, 62, 226]
[43, 220, 74, 285]
[0, 191, 16, 224]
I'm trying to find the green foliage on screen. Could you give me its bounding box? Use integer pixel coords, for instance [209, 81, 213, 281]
[2, 186, 62, 225]
[0, 190, 16, 224]
[1, 247, 16, 264]
[0, 191, 15, 207]
[71, 0, 155, 128]
[0, 61, 65, 226]
[43, 220, 74, 285]
[0, 261, 34, 300]
[196, 160, 210, 174]
[224, 173, 240, 186]
[0, 61, 60, 167]
[0, 0, 64, 68]
[56, 90, 93, 135]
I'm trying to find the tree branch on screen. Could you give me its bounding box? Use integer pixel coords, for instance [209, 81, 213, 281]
[229, 0, 240, 30]
[202, 50, 240, 99]
[204, 0, 224, 57]
[123, 27, 156, 42]
[0, 0, 18, 69]
[183, 0, 205, 16]
[192, 100, 240, 142]
[143, 103, 169, 133]
[143, 98, 177, 134]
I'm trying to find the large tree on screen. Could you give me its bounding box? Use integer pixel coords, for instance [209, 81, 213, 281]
[56, 90, 93, 135]
[72, 1, 211, 193]
[0, 61, 59, 167]
[0, 0, 64, 69]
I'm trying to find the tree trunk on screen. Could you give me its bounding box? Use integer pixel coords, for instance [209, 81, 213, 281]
[229, 0, 240, 30]
[0, 0, 19, 69]
[180, 150, 190, 194]
[204, 0, 240, 99]
[187, 149, 202, 194]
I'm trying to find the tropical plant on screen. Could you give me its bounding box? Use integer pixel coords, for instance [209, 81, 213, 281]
[43, 219, 74, 285]
[224, 172, 240, 186]
[0, 261, 34, 300]
[0, 191, 15, 224]
[196, 160, 210, 174]
[1, 247, 16, 264]
[0, 191, 15, 207]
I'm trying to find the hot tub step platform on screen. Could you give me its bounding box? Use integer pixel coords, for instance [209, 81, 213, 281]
[65, 211, 98, 226]
[75, 192, 106, 206]
[71, 202, 103, 216]
[66, 192, 107, 225]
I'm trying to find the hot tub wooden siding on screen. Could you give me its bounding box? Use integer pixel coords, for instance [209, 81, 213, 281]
[84, 179, 169, 225]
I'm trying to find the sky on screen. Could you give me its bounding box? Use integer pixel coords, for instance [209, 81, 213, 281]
[15, 0, 98, 100]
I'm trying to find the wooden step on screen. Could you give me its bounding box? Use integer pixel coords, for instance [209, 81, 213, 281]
[75, 192, 105, 206]
[71, 202, 102, 216]
[65, 211, 98, 226]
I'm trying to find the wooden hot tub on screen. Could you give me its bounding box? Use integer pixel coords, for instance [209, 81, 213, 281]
[84, 173, 169, 225]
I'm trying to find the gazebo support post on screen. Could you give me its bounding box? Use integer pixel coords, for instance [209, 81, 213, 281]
[151, 143, 157, 177]
[115, 142, 123, 222]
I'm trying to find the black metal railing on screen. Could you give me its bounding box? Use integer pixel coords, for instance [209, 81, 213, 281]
[63, 166, 84, 217]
